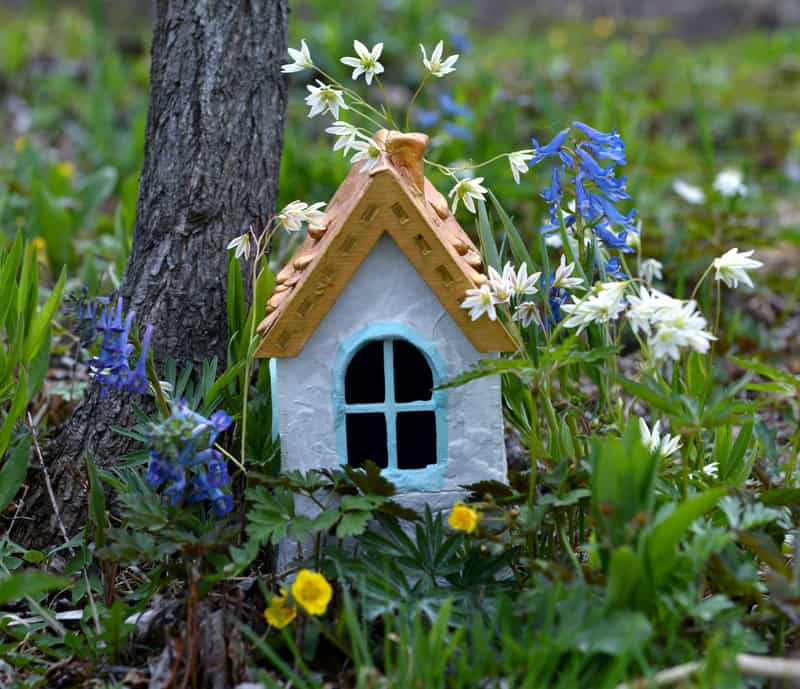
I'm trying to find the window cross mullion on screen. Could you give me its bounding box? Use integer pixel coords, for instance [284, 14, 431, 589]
[383, 339, 397, 471]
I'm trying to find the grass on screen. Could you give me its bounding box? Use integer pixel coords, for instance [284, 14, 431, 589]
[0, 2, 800, 688]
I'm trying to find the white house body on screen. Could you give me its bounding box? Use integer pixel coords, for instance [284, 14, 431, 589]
[272, 234, 506, 512]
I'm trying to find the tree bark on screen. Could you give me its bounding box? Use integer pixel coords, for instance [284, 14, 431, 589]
[17, 0, 288, 548]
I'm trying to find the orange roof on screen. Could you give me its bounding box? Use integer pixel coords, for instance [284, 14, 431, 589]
[256, 131, 517, 358]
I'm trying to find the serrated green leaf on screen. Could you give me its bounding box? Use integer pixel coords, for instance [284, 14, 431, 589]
[337, 510, 372, 538]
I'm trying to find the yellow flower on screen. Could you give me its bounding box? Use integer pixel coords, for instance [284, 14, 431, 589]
[264, 589, 297, 629]
[448, 503, 480, 534]
[291, 570, 332, 616]
[14, 136, 27, 152]
[56, 161, 75, 179]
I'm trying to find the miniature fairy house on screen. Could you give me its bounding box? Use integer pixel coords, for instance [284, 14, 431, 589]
[257, 131, 516, 510]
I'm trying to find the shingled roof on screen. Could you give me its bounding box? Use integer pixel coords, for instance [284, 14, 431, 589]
[256, 130, 517, 358]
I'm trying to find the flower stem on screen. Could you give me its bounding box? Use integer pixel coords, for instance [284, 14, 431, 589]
[374, 76, 398, 130]
[405, 73, 429, 132]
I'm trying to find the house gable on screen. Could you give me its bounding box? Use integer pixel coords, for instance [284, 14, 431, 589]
[256, 149, 516, 358]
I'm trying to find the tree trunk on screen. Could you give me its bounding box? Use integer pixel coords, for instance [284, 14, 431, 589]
[17, 0, 288, 548]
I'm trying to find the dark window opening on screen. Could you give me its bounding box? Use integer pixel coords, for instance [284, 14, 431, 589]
[393, 339, 433, 402]
[345, 413, 388, 469]
[345, 340, 384, 403]
[397, 411, 437, 469]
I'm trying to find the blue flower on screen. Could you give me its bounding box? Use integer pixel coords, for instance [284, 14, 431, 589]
[145, 402, 235, 517]
[414, 108, 440, 128]
[146, 456, 172, 488]
[127, 324, 153, 395]
[593, 222, 634, 253]
[529, 128, 569, 166]
[573, 121, 626, 164]
[449, 33, 471, 52]
[163, 467, 187, 506]
[442, 121, 472, 141]
[209, 410, 233, 435]
[438, 93, 472, 119]
[540, 167, 562, 225]
[207, 453, 230, 488]
[603, 256, 628, 279]
[211, 493, 234, 517]
[78, 295, 154, 396]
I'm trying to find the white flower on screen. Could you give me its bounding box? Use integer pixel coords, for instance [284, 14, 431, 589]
[508, 151, 534, 184]
[341, 40, 384, 85]
[487, 264, 514, 304]
[326, 121, 362, 156]
[448, 177, 488, 214]
[552, 255, 584, 290]
[626, 287, 679, 336]
[420, 40, 459, 78]
[639, 258, 663, 285]
[461, 284, 497, 321]
[712, 248, 763, 289]
[702, 462, 719, 479]
[561, 281, 628, 333]
[713, 168, 748, 197]
[305, 81, 348, 119]
[673, 179, 706, 204]
[509, 263, 541, 298]
[282, 39, 314, 73]
[227, 233, 251, 261]
[639, 418, 682, 459]
[648, 300, 715, 361]
[349, 139, 383, 173]
[513, 301, 539, 328]
[276, 201, 326, 233]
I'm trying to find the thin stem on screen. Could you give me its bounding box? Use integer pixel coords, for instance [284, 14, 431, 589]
[405, 73, 429, 131]
[240, 225, 278, 467]
[374, 76, 398, 129]
[690, 264, 714, 301]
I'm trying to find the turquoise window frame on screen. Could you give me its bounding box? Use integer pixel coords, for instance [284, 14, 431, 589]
[333, 323, 448, 491]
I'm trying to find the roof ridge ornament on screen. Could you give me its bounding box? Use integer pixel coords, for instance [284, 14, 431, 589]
[375, 129, 429, 194]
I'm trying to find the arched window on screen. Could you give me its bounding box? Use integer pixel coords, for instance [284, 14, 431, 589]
[333, 324, 448, 490]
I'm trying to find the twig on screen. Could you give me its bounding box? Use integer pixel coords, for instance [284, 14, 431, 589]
[26, 412, 72, 550]
[616, 653, 800, 689]
[5, 483, 29, 540]
[26, 412, 102, 636]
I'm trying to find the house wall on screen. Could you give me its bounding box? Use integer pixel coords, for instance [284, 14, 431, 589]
[274, 233, 506, 512]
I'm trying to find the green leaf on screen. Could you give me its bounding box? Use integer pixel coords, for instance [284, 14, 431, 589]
[487, 190, 535, 272]
[0, 571, 69, 605]
[227, 253, 245, 356]
[439, 358, 536, 389]
[311, 509, 340, 533]
[729, 355, 799, 390]
[0, 370, 28, 459]
[609, 373, 683, 418]
[475, 199, 501, 272]
[344, 461, 396, 497]
[0, 434, 31, 513]
[590, 420, 659, 549]
[23, 267, 65, 362]
[76, 166, 118, 222]
[644, 487, 726, 586]
[0, 232, 23, 329]
[605, 546, 644, 610]
[337, 510, 372, 538]
[574, 610, 652, 656]
[86, 453, 108, 549]
[720, 420, 755, 486]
